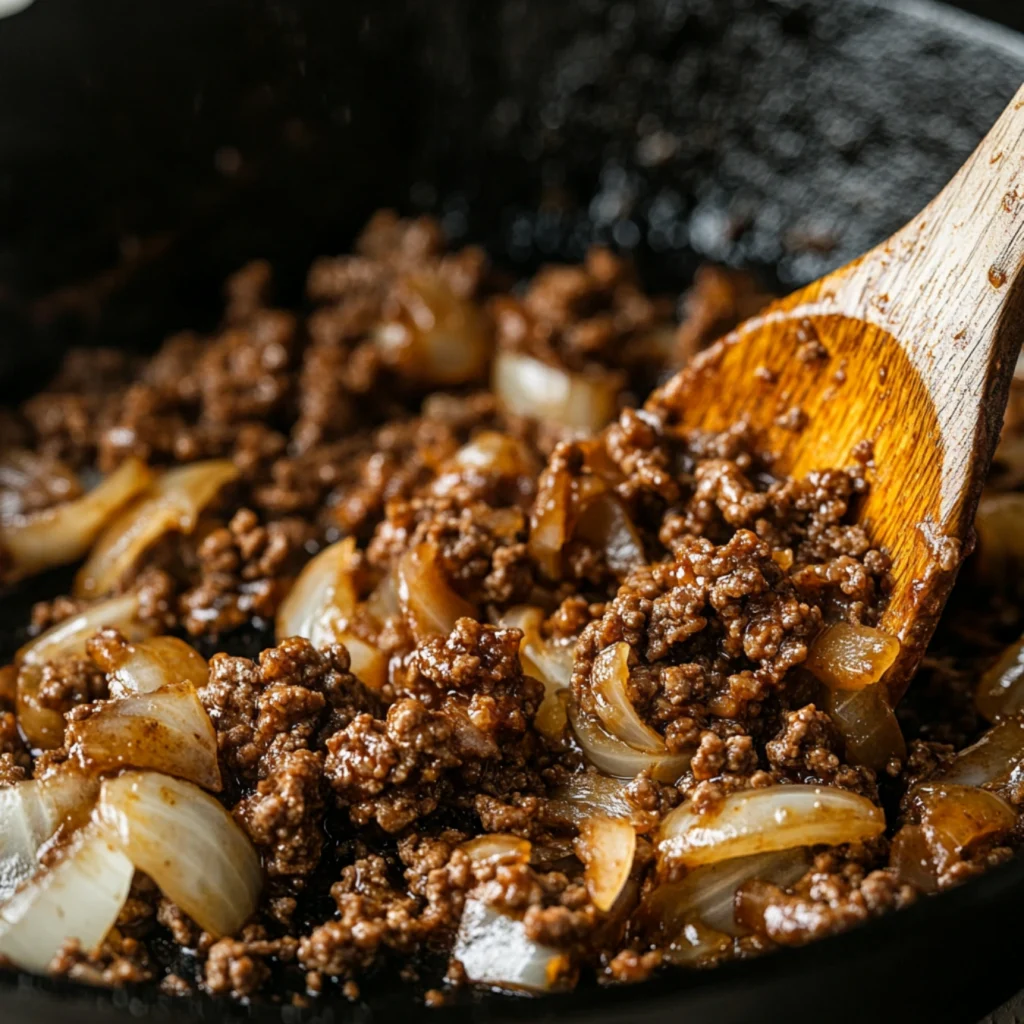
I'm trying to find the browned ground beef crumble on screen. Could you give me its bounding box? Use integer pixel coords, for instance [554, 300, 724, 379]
[1, 209, 1022, 1003]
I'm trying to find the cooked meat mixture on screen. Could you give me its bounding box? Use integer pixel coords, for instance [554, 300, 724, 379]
[0, 210, 1022, 1002]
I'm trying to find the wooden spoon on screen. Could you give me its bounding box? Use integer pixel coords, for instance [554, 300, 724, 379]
[650, 84, 1024, 704]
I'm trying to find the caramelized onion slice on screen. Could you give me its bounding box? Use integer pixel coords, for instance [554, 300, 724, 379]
[396, 542, 476, 642]
[805, 623, 900, 691]
[576, 815, 636, 912]
[15, 664, 65, 751]
[572, 494, 646, 578]
[103, 636, 208, 698]
[95, 771, 261, 938]
[974, 493, 1024, 588]
[657, 785, 885, 872]
[461, 834, 532, 867]
[545, 771, 652, 831]
[0, 773, 99, 900]
[915, 783, 1015, 868]
[0, 825, 133, 973]
[75, 459, 239, 598]
[590, 642, 665, 753]
[374, 273, 490, 386]
[500, 607, 575, 739]
[67, 682, 221, 791]
[975, 634, 1024, 722]
[0, 457, 152, 583]
[568, 699, 690, 784]
[494, 350, 621, 433]
[17, 592, 150, 667]
[930, 716, 1024, 791]
[825, 683, 906, 771]
[453, 897, 572, 994]
[276, 537, 387, 690]
[642, 849, 810, 940]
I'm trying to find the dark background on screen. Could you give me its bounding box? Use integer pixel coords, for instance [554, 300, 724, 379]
[954, 0, 1024, 30]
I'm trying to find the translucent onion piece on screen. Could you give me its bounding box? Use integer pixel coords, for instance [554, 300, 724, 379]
[453, 896, 571, 994]
[103, 635, 208, 698]
[500, 607, 575, 739]
[16, 664, 65, 751]
[545, 771, 651, 831]
[975, 635, 1024, 721]
[276, 537, 387, 690]
[974, 493, 1024, 587]
[396, 542, 476, 641]
[572, 494, 646, 578]
[930, 716, 1024, 790]
[0, 825, 134, 973]
[657, 785, 885, 871]
[67, 682, 222, 791]
[805, 623, 900, 692]
[461, 834, 531, 867]
[568, 699, 690, 784]
[75, 459, 239, 598]
[0, 457, 151, 583]
[914, 783, 1016, 871]
[825, 683, 906, 771]
[95, 771, 261, 938]
[662, 918, 733, 967]
[590, 642, 665, 753]
[576, 815, 636, 912]
[432, 432, 538, 500]
[16, 591, 149, 667]
[494, 350, 621, 433]
[0, 773, 98, 900]
[528, 464, 572, 580]
[374, 274, 489, 385]
[641, 850, 810, 941]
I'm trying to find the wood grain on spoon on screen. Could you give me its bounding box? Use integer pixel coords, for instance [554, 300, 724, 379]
[650, 84, 1024, 705]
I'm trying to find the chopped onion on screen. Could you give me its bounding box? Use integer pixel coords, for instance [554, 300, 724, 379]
[75, 459, 239, 598]
[824, 683, 906, 771]
[453, 896, 571, 994]
[95, 771, 261, 937]
[528, 463, 572, 580]
[590, 642, 665, 753]
[576, 815, 636, 912]
[642, 849, 809, 940]
[16, 592, 150, 667]
[461, 834, 532, 867]
[276, 537, 387, 690]
[499, 607, 575, 739]
[975, 635, 1024, 721]
[914, 783, 1015, 870]
[432, 432, 538, 500]
[66, 682, 221, 791]
[662, 917, 733, 967]
[805, 623, 900, 691]
[930, 716, 1024, 790]
[568, 698, 690, 783]
[494, 350, 621, 433]
[15, 664, 65, 751]
[0, 457, 152, 583]
[657, 785, 885, 872]
[0, 773, 98, 900]
[545, 771, 652, 831]
[374, 273, 489, 385]
[0, 825, 134, 973]
[102, 636, 208, 698]
[396, 542, 476, 641]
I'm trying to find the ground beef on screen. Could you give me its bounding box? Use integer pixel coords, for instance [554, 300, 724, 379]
[1, 208, 1021, 1008]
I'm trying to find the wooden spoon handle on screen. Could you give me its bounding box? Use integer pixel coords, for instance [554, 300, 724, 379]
[829, 84, 1024, 526]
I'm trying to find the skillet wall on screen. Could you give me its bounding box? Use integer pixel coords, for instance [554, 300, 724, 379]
[0, 0, 1022, 391]
[2, 1, 1024, 1023]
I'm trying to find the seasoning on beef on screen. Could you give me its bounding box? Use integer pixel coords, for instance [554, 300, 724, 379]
[1, 209, 1022, 1006]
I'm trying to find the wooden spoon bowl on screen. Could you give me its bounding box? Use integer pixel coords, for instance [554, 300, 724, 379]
[650, 85, 1024, 703]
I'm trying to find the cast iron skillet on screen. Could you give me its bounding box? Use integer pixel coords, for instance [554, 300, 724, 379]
[1, 0, 1024, 1020]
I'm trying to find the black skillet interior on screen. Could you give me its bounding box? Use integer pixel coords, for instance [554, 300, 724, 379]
[1, 0, 1024, 1021]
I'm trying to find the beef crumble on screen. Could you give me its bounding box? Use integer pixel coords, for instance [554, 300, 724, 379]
[0, 210, 1021, 1005]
